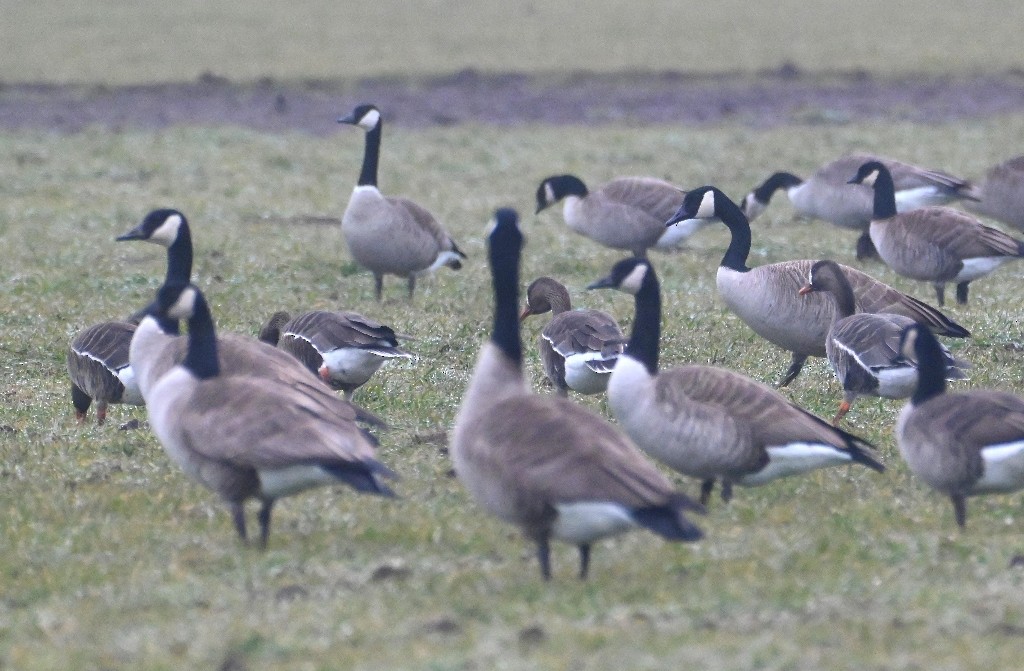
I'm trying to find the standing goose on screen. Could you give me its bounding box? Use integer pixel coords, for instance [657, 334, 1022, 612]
[67, 320, 144, 424]
[896, 324, 1024, 528]
[450, 208, 703, 581]
[740, 153, 976, 260]
[798, 260, 969, 425]
[851, 160, 1024, 305]
[263, 310, 414, 399]
[535, 175, 710, 257]
[520, 277, 624, 396]
[589, 257, 884, 506]
[144, 283, 396, 547]
[338, 104, 466, 300]
[666, 186, 969, 387]
[964, 155, 1024, 232]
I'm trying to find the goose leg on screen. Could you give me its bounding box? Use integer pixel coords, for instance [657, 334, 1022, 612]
[72, 384, 91, 424]
[95, 401, 108, 426]
[778, 353, 807, 388]
[832, 399, 852, 426]
[699, 479, 715, 506]
[933, 283, 946, 307]
[257, 499, 275, 550]
[951, 494, 967, 529]
[230, 501, 248, 543]
[855, 232, 879, 261]
[406, 275, 417, 300]
[955, 282, 969, 305]
[373, 273, 384, 301]
[536, 536, 552, 581]
[578, 544, 592, 580]
[720, 480, 733, 503]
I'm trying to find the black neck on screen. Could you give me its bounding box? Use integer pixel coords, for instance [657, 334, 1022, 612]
[155, 315, 180, 336]
[754, 172, 801, 203]
[183, 293, 220, 379]
[357, 123, 382, 187]
[626, 268, 661, 374]
[490, 230, 523, 366]
[718, 193, 752, 272]
[911, 327, 947, 405]
[870, 166, 898, 219]
[167, 222, 193, 285]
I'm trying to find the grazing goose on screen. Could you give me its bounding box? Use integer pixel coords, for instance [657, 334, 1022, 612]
[851, 160, 1024, 305]
[67, 320, 144, 424]
[143, 283, 396, 547]
[666, 186, 969, 387]
[798, 260, 969, 425]
[520, 277, 624, 396]
[741, 154, 975, 260]
[450, 208, 703, 581]
[896, 324, 1024, 528]
[262, 310, 414, 399]
[534, 175, 710, 257]
[964, 156, 1024, 232]
[589, 257, 884, 505]
[338, 103, 466, 300]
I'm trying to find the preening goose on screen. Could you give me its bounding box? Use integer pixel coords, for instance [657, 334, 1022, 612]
[263, 310, 414, 399]
[338, 104, 466, 300]
[520, 277, 624, 396]
[964, 155, 1024, 232]
[851, 160, 1024, 305]
[740, 153, 975, 260]
[798, 260, 969, 425]
[896, 324, 1024, 528]
[666, 186, 969, 387]
[450, 208, 703, 581]
[67, 320, 144, 424]
[588, 257, 883, 506]
[143, 283, 396, 547]
[534, 175, 710, 257]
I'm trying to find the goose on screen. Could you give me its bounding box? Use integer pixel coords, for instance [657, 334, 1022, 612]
[337, 104, 466, 300]
[666, 186, 969, 387]
[896, 324, 1024, 528]
[798, 260, 969, 425]
[262, 310, 414, 399]
[964, 156, 1024, 232]
[534, 175, 711, 257]
[519, 276, 624, 396]
[851, 160, 1024, 305]
[588, 257, 884, 505]
[67, 319, 144, 424]
[450, 208, 704, 581]
[143, 282, 397, 547]
[740, 153, 976, 260]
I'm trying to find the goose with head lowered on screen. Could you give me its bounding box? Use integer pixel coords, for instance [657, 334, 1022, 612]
[896, 324, 1024, 529]
[798, 260, 969, 425]
[142, 283, 397, 547]
[851, 160, 1024, 305]
[964, 155, 1024, 232]
[666, 186, 969, 387]
[535, 175, 711, 257]
[338, 103, 466, 300]
[740, 153, 976, 260]
[520, 276, 624, 397]
[450, 209, 704, 581]
[67, 319, 144, 425]
[588, 257, 884, 506]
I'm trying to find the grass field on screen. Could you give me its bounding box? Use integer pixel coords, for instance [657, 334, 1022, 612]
[4, 1, 1024, 83]
[3, 115, 1024, 669]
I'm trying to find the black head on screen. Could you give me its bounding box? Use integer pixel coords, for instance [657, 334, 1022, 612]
[848, 161, 888, 186]
[489, 207, 523, 257]
[587, 257, 653, 295]
[535, 175, 587, 214]
[150, 282, 203, 321]
[338, 103, 382, 130]
[116, 208, 187, 247]
[667, 186, 721, 226]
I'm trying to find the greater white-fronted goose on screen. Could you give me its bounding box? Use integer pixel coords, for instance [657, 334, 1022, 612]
[338, 104, 466, 300]
[896, 324, 1024, 528]
[450, 208, 703, 581]
[534, 175, 710, 257]
[852, 160, 1024, 305]
[67, 320, 144, 424]
[588, 257, 884, 505]
[666, 186, 969, 387]
[520, 277, 624, 396]
[798, 260, 969, 425]
[741, 153, 975, 260]
[965, 155, 1024, 232]
[143, 283, 397, 547]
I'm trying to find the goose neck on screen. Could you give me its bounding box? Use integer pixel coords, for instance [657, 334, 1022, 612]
[357, 123, 382, 187]
[183, 294, 220, 379]
[166, 222, 193, 285]
[910, 329, 947, 405]
[626, 271, 661, 375]
[870, 166, 898, 220]
[718, 196, 752, 272]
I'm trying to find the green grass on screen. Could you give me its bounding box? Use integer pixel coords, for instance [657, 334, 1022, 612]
[3, 117, 1024, 669]
[4, 1, 1024, 83]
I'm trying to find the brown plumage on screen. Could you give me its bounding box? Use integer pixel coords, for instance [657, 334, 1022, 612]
[67, 320, 143, 424]
[965, 155, 1024, 231]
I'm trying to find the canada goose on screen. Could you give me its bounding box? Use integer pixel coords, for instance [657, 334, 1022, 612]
[262, 310, 414, 399]
[851, 160, 1024, 305]
[143, 283, 396, 547]
[67, 320, 144, 424]
[450, 208, 703, 581]
[798, 260, 969, 425]
[666, 186, 969, 387]
[964, 156, 1024, 231]
[589, 257, 884, 505]
[896, 324, 1024, 528]
[338, 104, 466, 300]
[519, 277, 624, 396]
[534, 175, 711, 257]
[740, 154, 976, 260]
